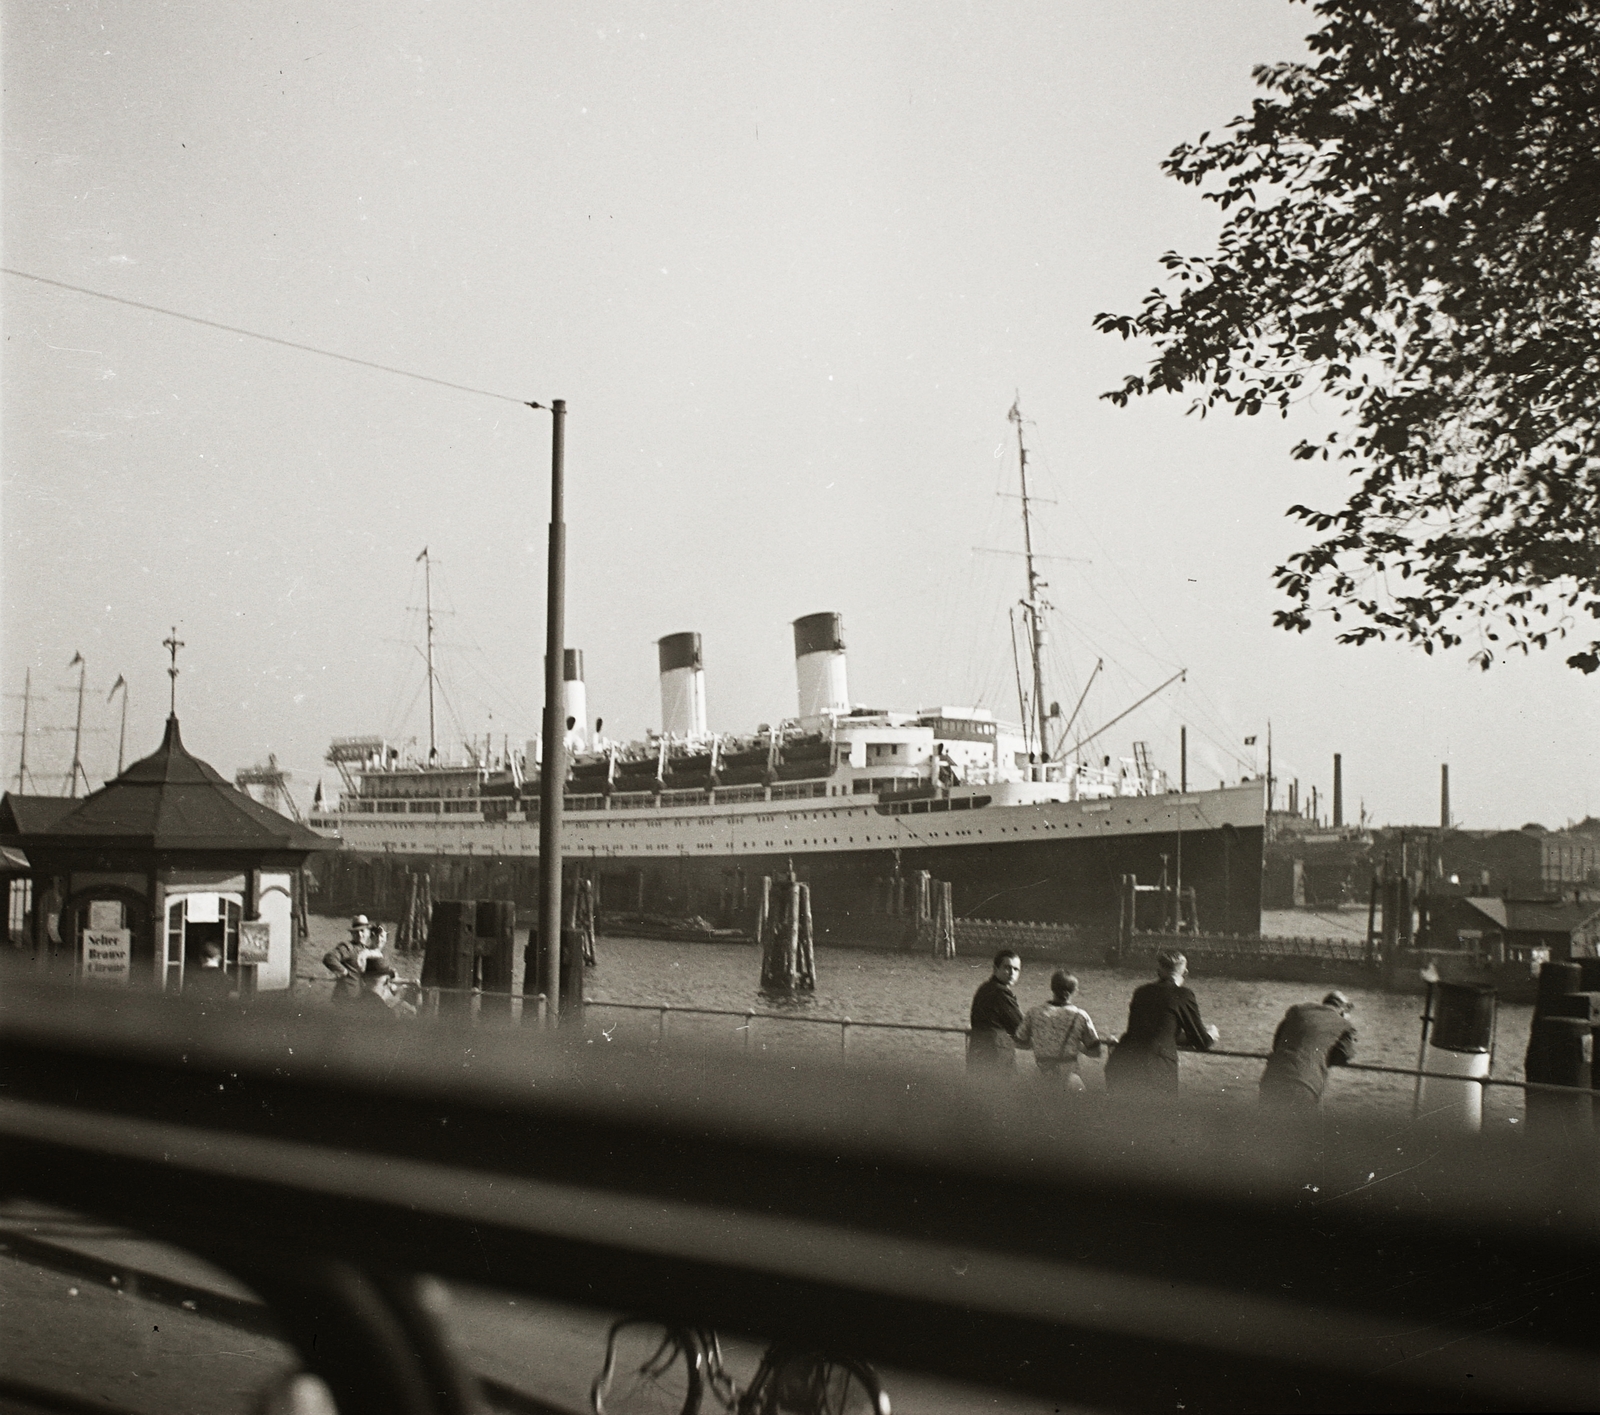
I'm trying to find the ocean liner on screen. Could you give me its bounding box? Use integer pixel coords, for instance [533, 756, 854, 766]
[309, 411, 1264, 947]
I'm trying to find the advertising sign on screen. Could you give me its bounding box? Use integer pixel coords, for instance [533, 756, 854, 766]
[238, 920, 271, 966]
[82, 929, 131, 984]
[88, 900, 123, 931]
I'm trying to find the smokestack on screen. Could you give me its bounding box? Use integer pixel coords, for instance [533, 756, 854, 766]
[1333, 753, 1343, 827]
[1440, 763, 1450, 830]
[793, 612, 849, 724]
[658, 632, 707, 738]
[563, 649, 587, 752]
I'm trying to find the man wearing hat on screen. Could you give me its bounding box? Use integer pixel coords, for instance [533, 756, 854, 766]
[322, 915, 370, 1005]
[1259, 992, 1358, 1110]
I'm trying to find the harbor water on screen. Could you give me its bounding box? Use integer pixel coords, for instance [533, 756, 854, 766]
[297, 915, 1534, 1125]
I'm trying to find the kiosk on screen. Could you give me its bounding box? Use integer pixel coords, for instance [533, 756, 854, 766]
[1, 715, 334, 994]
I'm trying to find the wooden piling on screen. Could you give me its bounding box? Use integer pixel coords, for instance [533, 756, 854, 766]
[931, 880, 955, 959]
[755, 875, 772, 947]
[571, 875, 597, 966]
[397, 870, 433, 954]
[797, 881, 816, 991]
[759, 874, 815, 993]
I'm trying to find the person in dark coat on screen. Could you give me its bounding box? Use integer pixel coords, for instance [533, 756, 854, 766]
[967, 950, 1024, 1069]
[324, 915, 369, 1005]
[1104, 950, 1218, 1097]
[1259, 992, 1357, 1109]
[352, 956, 402, 1021]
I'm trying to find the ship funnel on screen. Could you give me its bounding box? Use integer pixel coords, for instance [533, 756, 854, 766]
[658, 632, 707, 738]
[564, 649, 588, 752]
[793, 611, 848, 724]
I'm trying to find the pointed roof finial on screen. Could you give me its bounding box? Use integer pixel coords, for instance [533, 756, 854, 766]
[162, 627, 185, 716]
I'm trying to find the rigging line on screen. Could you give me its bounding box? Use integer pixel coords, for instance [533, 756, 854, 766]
[431, 568, 536, 721]
[1072, 669, 1187, 757]
[1063, 597, 1246, 767]
[388, 658, 430, 745]
[1053, 482, 1244, 747]
[2, 268, 532, 406]
[378, 566, 430, 736]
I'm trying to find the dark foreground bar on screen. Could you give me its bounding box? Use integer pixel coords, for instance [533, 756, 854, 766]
[2, 978, 1596, 1414]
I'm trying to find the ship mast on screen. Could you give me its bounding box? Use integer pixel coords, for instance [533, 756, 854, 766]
[1009, 399, 1050, 762]
[108, 675, 128, 777]
[419, 547, 438, 763]
[14, 668, 33, 792]
[64, 653, 90, 797]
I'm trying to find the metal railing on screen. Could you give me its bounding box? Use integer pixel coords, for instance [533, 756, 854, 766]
[582, 997, 969, 1054]
[285, 977, 1593, 1101]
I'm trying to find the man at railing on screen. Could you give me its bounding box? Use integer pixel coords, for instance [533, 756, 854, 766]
[967, 949, 1024, 1069]
[1259, 991, 1358, 1111]
[1103, 949, 1218, 1097]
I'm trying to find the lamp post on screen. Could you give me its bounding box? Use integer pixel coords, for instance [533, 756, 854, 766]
[529, 399, 567, 1022]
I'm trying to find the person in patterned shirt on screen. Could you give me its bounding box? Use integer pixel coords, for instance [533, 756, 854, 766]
[1015, 971, 1102, 1092]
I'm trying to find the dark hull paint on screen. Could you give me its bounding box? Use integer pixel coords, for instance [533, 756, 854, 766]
[310, 825, 1265, 948]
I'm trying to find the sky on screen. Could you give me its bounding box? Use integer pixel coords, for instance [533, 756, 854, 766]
[3, 0, 1595, 830]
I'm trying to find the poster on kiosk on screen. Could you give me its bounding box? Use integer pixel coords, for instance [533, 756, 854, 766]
[82, 928, 131, 984]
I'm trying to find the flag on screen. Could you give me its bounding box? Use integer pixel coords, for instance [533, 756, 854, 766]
[69, 651, 84, 667]
[107, 674, 126, 701]
[1243, 735, 1257, 745]
[416, 546, 428, 562]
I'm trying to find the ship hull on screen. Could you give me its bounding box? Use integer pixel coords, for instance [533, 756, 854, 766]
[309, 784, 1264, 949]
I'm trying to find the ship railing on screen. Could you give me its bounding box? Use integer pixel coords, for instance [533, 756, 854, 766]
[289, 976, 1575, 1101]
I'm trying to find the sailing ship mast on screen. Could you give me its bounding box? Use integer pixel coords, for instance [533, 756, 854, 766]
[418, 547, 439, 763]
[1009, 399, 1050, 763]
[64, 653, 90, 797]
[108, 675, 128, 777]
[14, 668, 33, 792]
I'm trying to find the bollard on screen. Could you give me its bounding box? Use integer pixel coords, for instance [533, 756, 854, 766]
[1416, 982, 1495, 1131]
[1526, 960, 1596, 1135]
[476, 901, 517, 1022]
[1526, 1016, 1594, 1135]
[1536, 960, 1583, 1011]
[421, 900, 478, 1019]
[841, 1017, 851, 1054]
[745, 1009, 755, 1052]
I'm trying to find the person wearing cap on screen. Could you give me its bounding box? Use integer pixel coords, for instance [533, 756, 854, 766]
[1259, 992, 1358, 1110]
[322, 916, 369, 1005]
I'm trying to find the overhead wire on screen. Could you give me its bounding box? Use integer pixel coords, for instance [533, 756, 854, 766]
[2, 268, 533, 406]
